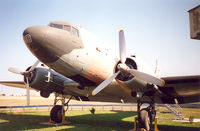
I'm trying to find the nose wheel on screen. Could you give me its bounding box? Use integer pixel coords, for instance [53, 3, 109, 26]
[50, 93, 73, 124]
[50, 105, 64, 123]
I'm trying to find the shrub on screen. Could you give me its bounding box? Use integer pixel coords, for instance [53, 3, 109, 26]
[90, 107, 95, 115]
[189, 116, 194, 124]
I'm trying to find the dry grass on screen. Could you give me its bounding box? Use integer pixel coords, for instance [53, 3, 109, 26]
[0, 96, 117, 106]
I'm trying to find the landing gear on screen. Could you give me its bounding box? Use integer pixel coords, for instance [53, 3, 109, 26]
[50, 93, 73, 124]
[50, 105, 63, 123]
[137, 98, 156, 131]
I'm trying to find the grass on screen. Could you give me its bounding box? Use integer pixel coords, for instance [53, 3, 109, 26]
[0, 108, 200, 131]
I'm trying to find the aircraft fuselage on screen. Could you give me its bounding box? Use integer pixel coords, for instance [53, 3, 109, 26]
[22, 21, 160, 102]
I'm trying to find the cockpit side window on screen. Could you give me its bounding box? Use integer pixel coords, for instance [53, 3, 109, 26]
[63, 25, 71, 32]
[72, 27, 79, 37]
[49, 24, 63, 29]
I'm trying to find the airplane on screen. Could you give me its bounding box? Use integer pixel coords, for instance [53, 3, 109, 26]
[0, 21, 200, 130]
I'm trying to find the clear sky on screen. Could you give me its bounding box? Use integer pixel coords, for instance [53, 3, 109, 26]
[0, 0, 199, 95]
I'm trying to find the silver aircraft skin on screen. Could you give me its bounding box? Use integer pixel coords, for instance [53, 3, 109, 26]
[1, 21, 200, 130]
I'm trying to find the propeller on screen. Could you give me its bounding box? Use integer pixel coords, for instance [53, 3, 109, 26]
[8, 60, 40, 105]
[125, 68, 164, 86]
[8, 67, 23, 75]
[92, 71, 120, 96]
[92, 30, 127, 96]
[92, 30, 165, 96]
[119, 30, 126, 64]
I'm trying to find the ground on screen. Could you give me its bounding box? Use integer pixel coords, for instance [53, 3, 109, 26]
[0, 109, 200, 131]
[0, 96, 199, 131]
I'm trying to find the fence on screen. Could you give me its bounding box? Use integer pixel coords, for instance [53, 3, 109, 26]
[0, 104, 148, 112]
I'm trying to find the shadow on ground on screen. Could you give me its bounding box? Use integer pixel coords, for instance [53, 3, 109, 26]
[0, 111, 199, 131]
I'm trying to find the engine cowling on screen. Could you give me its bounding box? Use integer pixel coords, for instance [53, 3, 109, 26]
[24, 67, 71, 98]
[114, 57, 137, 81]
[114, 56, 152, 93]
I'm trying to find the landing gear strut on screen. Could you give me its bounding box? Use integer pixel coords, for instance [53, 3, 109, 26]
[136, 98, 156, 131]
[50, 93, 73, 123]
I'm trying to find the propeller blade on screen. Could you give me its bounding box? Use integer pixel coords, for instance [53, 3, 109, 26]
[26, 77, 30, 106]
[8, 67, 23, 75]
[92, 71, 120, 96]
[28, 60, 40, 72]
[128, 68, 165, 87]
[119, 30, 126, 64]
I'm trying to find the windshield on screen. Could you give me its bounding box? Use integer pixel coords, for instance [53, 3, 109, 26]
[48, 23, 81, 38]
[49, 24, 63, 29]
[49, 23, 72, 32]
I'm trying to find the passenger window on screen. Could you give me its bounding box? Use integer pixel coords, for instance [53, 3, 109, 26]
[72, 27, 79, 37]
[63, 25, 71, 31]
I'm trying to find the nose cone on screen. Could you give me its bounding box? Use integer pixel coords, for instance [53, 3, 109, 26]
[23, 26, 59, 63]
[23, 25, 83, 64]
[23, 26, 47, 46]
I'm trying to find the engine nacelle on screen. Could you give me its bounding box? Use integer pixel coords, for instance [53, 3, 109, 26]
[114, 56, 154, 92]
[24, 67, 71, 98]
[114, 57, 137, 81]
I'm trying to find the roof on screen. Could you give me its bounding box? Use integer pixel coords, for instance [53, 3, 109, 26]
[188, 5, 200, 12]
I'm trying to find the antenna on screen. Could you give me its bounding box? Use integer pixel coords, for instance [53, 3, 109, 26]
[155, 59, 160, 78]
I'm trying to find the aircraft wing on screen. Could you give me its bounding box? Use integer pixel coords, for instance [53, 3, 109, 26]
[85, 75, 200, 104]
[0, 75, 199, 104]
[0, 81, 39, 91]
[63, 75, 200, 104]
[0, 80, 84, 95]
[158, 75, 200, 103]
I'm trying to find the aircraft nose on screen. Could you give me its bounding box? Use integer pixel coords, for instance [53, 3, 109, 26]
[23, 26, 47, 47]
[23, 26, 59, 63]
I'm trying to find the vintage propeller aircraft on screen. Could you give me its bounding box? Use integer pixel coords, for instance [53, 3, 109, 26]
[1, 21, 200, 130]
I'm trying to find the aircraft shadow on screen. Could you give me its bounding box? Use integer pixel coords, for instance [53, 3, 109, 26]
[0, 111, 199, 131]
[0, 112, 51, 130]
[64, 110, 136, 131]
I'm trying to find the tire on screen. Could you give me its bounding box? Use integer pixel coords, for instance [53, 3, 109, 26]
[50, 105, 64, 123]
[139, 108, 150, 131]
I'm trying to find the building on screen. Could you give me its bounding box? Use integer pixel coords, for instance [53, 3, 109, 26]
[188, 5, 200, 40]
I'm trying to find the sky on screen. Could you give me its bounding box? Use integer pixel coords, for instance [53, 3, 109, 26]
[0, 0, 199, 95]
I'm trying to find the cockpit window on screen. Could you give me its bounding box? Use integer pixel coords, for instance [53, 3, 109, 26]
[72, 27, 79, 37]
[49, 23, 71, 32]
[49, 23, 79, 37]
[49, 24, 63, 29]
[63, 25, 71, 31]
